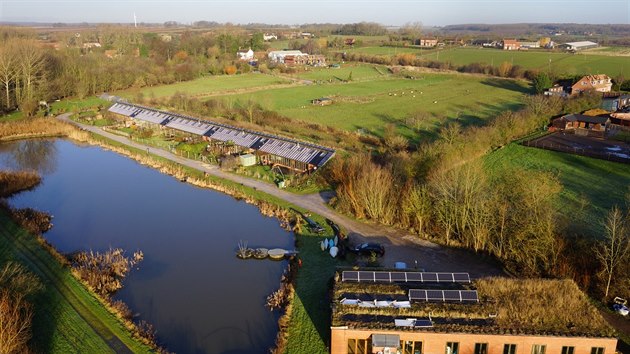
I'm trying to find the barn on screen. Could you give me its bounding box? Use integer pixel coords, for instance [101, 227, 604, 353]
[108, 101, 335, 173]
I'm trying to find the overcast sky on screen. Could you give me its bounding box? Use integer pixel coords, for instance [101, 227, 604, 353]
[1, 0, 629, 26]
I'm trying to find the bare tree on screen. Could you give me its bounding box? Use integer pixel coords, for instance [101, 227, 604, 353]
[595, 206, 629, 299]
[0, 45, 17, 110]
[0, 290, 33, 354]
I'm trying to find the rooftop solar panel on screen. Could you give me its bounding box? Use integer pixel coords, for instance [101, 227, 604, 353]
[408, 289, 479, 303]
[107, 101, 335, 168]
[340, 271, 470, 284]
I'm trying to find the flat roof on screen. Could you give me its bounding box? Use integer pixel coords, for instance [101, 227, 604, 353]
[333, 271, 615, 338]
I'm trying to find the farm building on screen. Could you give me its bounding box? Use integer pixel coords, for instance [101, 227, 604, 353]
[610, 112, 630, 127]
[559, 41, 599, 51]
[501, 39, 520, 50]
[544, 84, 569, 98]
[268, 50, 305, 64]
[519, 41, 540, 48]
[552, 114, 610, 137]
[601, 94, 630, 112]
[107, 101, 335, 173]
[331, 270, 616, 354]
[417, 38, 438, 47]
[571, 74, 612, 95]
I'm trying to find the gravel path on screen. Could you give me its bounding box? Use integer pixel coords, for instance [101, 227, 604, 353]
[59, 114, 503, 278]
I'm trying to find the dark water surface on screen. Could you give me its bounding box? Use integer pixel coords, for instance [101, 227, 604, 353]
[0, 139, 292, 354]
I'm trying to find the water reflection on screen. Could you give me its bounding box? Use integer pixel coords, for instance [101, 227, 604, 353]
[0, 139, 58, 175]
[1, 139, 289, 353]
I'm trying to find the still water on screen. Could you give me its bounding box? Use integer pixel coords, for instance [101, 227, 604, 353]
[0, 139, 292, 354]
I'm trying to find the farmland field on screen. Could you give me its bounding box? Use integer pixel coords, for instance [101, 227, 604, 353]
[118, 64, 528, 142]
[484, 143, 630, 237]
[214, 68, 529, 139]
[346, 46, 630, 77]
[119, 73, 291, 99]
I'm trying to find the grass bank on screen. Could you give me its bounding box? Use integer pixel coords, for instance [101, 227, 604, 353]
[0, 211, 154, 353]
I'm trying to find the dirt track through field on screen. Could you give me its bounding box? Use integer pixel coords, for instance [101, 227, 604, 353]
[59, 114, 502, 278]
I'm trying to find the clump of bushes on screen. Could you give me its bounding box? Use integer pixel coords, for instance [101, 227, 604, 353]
[70, 248, 144, 297]
[0, 170, 41, 198]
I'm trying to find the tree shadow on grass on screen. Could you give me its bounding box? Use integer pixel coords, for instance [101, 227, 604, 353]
[481, 78, 533, 94]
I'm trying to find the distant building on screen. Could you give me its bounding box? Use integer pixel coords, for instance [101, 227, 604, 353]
[417, 38, 438, 47]
[602, 93, 630, 112]
[544, 84, 569, 98]
[236, 48, 254, 61]
[559, 41, 598, 51]
[502, 39, 520, 50]
[263, 33, 277, 41]
[519, 41, 540, 49]
[552, 114, 610, 137]
[571, 74, 612, 95]
[268, 50, 305, 63]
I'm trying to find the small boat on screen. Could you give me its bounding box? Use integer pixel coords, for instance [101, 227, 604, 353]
[320, 240, 327, 251]
[328, 239, 335, 249]
[253, 248, 269, 259]
[334, 235, 338, 246]
[329, 246, 339, 258]
[268, 248, 286, 260]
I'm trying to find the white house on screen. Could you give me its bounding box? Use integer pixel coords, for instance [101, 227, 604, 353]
[268, 50, 305, 63]
[237, 49, 254, 61]
[263, 33, 277, 41]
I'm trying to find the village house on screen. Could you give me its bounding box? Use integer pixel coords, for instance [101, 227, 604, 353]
[544, 84, 569, 98]
[552, 113, 610, 137]
[236, 48, 254, 61]
[331, 269, 617, 354]
[571, 74, 612, 95]
[519, 40, 540, 49]
[417, 38, 438, 47]
[502, 39, 520, 50]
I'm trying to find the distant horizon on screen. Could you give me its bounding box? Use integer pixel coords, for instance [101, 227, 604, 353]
[0, 0, 628, 27]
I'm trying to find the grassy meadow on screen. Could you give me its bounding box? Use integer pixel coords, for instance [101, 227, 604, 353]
[120, 73, 291, 99]
[345, 46, 630, 77]
[217, 68, 529, 140]
[113, 64, 528, 144]
[484, 143, 630, 237]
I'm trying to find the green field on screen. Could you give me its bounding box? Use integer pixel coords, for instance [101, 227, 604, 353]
[345, 46, 630, 77]
[484, 143, 630, 237]
[120, 73, 291, 99]
[218, 68, 529, 140]
[0, 212, 152, 353]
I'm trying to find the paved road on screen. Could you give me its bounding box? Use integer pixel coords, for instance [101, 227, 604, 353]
[59, 114, 502, 277]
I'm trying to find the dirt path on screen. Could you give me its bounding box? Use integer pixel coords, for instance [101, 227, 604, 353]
[59, 114, 502, 278]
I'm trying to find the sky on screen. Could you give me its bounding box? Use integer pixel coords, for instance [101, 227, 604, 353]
[0, 0, 629, 26]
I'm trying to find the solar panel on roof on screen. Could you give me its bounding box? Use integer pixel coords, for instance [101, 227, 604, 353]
[408, 289, 479, 303]
[340, 271, 470, 284]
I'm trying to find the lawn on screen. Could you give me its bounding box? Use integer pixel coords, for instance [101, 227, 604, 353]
[484, 143, 630, 237]
[121, 73, 291, 99]
[0, 212, 153, 353]
[219, 72, 529, 140]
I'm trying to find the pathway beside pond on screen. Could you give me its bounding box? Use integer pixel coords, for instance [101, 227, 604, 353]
[58, 113, 502, 277]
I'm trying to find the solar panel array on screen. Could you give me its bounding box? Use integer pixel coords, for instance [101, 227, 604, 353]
[394, 318, 433, 328]
[342, 271, 470, 283]
[108, 102, 335, 168]
[408, 289, 479, 303]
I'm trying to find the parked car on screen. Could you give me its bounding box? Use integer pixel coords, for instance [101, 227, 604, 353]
[613, 297, 629, 316]
[351, 243, 385, 257]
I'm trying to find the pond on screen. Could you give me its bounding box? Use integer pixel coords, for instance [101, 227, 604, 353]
[0, 139, 293, 354]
